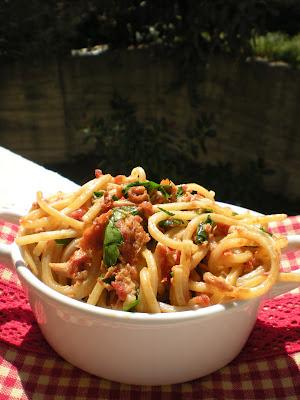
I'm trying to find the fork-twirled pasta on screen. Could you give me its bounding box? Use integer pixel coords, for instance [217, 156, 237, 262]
[16, 167, 299, 312]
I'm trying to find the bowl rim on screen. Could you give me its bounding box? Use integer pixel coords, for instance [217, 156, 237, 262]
[11, 201, 261, 324]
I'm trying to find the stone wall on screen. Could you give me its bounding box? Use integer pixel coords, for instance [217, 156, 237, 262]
[0, 50, 299, 199]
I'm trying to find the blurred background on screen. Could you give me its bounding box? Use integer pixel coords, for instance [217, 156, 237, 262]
[0, 0, 299, 214]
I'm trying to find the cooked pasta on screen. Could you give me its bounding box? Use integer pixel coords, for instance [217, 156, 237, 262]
[15, 167, 299, 313]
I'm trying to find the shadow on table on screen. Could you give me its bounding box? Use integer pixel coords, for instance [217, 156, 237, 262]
[0, 305, 54, 356]
[237, 319, 300, 362]
[2, 306, 298, 364]
[1, 312, 300, 399]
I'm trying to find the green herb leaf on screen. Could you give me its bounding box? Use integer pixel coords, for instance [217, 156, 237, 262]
[203, 208, 213, 213]
[195, 215, 214, 244]
[103, 243, 121, 267]
[103, 220, 123, 267]
[205, 215, 215, 226]
[112, 195, 118, 201]
[103, 206, 140, 267]
[112, 206, 139, 221]
[195, 224, 208, 244]
[102, 275, 116, 284]
[158, 207, 175, 216]
[195, 209, 213, 215]
[160, 185, 172, 199]
[176, 185, 184, 198]
[55, 238, 73, 246]
[159, 218, 184, 228]
[260, 226, 273, 236]
[122, 181, 171, 199]
[93, 191, 104, 198]
[123, 298, 140, 312]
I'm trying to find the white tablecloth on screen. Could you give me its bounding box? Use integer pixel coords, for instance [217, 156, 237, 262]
[0, 146, 78, 214]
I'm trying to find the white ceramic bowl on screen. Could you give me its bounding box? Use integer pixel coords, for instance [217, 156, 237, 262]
[0, 205, 299, 385]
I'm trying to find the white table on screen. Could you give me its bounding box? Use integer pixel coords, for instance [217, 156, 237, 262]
[0, 146, 78, 214]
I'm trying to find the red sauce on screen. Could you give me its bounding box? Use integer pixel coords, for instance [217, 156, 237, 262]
[214, 223, 229, 237]
[156, 244, 180, 282]
[69, 207, 87, 221]
[80, 210, 112, 250]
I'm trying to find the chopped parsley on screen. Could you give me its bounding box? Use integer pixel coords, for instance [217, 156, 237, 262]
[122, 180, 171, 199]
[103, 221, 123, 267]
[103, 206, 139, 267]
[112, 206, 139, 220]
[195, 215, 215, 244]
[159, 219, 184, 229]
[176, 185, 184, 198]
[102, 275, 116, 284]
[123, 298, 140, 312]
[93, 191, 104, 198]
[55, 238, 73, 246]
[195, 224, 208, 244]
[205, 215, 214, 226]
[112, 195, 119, 201]
[196, 208, 213, 215]
[158, 207, 175, 216]
[260, 226, 273, 236]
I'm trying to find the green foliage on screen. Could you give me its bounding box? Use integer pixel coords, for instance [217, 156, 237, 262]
[2, 1, 298, 103]
[0, 1, 269, 58]
[186, 114, 217, 154]
[82, 92, 216, 179]
[82, 92, 174, 177]
[79, 93, 285, 214]
[252, 32, 300, 67]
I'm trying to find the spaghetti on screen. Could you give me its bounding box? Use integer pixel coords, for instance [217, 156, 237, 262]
[16, 167, 299, 313]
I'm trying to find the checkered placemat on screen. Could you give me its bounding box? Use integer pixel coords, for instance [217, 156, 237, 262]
[0, 217, 300, 399]
[0, 344, 299, 400]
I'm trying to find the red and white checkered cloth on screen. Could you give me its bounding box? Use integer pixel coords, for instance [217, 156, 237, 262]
[0, 217, 300, 399]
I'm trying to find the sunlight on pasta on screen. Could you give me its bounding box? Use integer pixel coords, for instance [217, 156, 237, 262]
[15, 167, 298, 313]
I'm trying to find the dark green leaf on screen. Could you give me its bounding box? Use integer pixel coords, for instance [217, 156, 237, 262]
[195, 224, 208, 244]
[195, 215, 215, 244]
[112, 195, 119, 201]
[55, 238, 73, 246]
[123, 298, 140, 312]
[104, 244, 120, 267]
[112, 206, 139, 221]
[260, 226, 273, 236]
[158, 207, 175, 216]
[103, 206, 140, 267]
[102, 275, 116, 284]
[203, 208, 213, 213]
[103, 220, 123, 267]
[104, 221, 123, 246]
[160, 185, 172, 199]
[176, 185, 184, 198]
[204, 215, 215, 226]
[93, 191, 104, 198]
[159, 218, 184, 228]
[122, 180, 170, 199]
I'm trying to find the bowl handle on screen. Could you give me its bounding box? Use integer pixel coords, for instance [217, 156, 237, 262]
[268, 234, 300, 299]
[0, 208, 21, 268]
